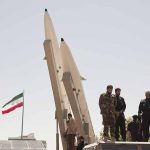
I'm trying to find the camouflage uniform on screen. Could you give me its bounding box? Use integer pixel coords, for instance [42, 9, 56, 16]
[99, 93, 116, 138]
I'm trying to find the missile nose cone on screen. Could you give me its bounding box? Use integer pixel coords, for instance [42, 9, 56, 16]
[45, 8, 47, 12]
[61, 38, 64, 42]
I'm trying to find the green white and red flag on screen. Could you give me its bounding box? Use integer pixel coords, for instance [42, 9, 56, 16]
[2, 93, 24, 114]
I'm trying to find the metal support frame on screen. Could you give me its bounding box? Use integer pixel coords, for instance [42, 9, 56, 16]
[62, 72, 84, 137]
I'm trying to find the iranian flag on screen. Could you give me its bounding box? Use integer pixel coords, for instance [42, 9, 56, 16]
[2, 93, 24, 114]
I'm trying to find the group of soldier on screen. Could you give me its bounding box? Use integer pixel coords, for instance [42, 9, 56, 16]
[65, 85, 150, 150]
[99, 85, 150, 142]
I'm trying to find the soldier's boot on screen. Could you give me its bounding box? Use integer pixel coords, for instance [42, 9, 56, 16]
[103, 125, 109, 142]
[111, 137, 116, 142]
[144, 138, 149, 142]
[103, 136, 108, 142]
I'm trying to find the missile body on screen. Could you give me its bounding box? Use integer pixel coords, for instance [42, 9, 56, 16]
[44, 10, 70, 150]
[60, 39, 95, 143]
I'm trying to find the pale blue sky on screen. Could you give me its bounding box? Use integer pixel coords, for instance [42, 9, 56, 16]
[0, 0, 150, 149]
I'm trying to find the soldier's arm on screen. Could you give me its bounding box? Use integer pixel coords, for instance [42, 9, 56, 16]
[99, 94, 103, 110]
[127, 122, 131, 131]
[70, 119, 77, 134]
[138, 101, 143, 115]
[113, 96, 117, 107]
[122, 98, 126, 112]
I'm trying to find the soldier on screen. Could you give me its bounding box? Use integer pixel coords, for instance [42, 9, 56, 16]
[66, 113, 77, 150]
[99, 85, 116, 141]
[138, 91, 150, 142]
[114, 88, 126, 141]
[77, 136, 84, 150]
[127, 115, 141, 141]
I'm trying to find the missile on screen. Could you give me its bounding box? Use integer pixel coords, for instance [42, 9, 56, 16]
[43, 9, 70, 150]
[60, 39, 95, 143]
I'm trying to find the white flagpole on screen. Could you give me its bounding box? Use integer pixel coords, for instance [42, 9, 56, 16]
[21, 91, 24, 139]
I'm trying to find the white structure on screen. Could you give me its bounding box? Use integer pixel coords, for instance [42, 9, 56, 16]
[83, 142, 150, 150]
[43, 9, 95, 150]
[0, 140, 46, 150]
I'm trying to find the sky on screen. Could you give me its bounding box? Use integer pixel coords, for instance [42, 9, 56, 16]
[0, 0, 150, 149]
